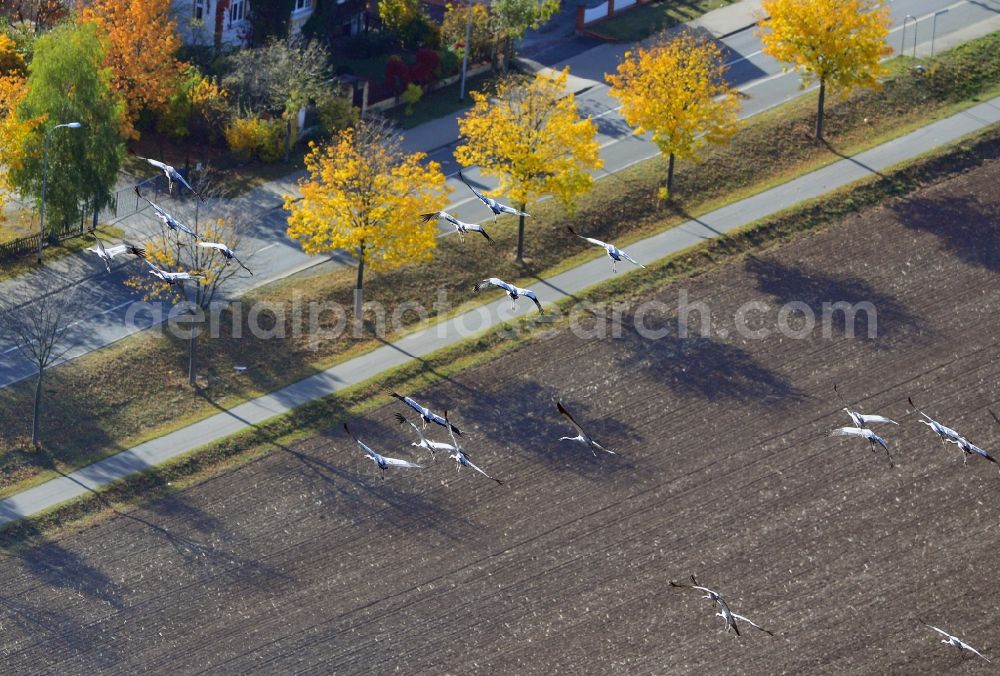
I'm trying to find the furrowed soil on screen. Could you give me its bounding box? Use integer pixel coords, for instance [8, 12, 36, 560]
[0, 158, 997, 674]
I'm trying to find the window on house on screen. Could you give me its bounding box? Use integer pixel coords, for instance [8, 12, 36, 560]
[229, 0, 246, 25]
[294, 0, 310, 10]
[193, 0, 208, 21]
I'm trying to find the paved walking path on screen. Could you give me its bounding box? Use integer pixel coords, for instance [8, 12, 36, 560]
[1, 95, 997, 527]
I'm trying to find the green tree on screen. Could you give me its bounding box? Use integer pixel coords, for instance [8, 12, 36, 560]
[491, 0, 558, 68]
[11, 22, 124, 232]
[223, 38, 338, 158]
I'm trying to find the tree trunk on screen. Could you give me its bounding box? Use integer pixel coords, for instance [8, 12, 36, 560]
[666, 152, 676, 200]
[354, 246, 365, 324]
[32, 368, 43, 448]
[516, 205, 527, 263]
[284, 116, 292, 163]
[816, 78, 826, 140]
[188, 329, 198, 387]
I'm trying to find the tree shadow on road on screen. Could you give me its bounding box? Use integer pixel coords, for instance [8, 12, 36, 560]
[890, 193, 1000, 272]
[743, 256, 928, 348]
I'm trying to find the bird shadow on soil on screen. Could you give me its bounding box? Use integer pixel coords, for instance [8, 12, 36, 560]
[448, 376, 644, 477]
[200, 394, 479, 543]
[889, 193, 1000, 272]
[743, 256, 929, 348]
[611, 309, 803, 406]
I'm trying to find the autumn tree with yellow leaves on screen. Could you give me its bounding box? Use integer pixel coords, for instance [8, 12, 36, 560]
[0, 36, 42, 213]
[757, 0, 891, 139]
[607, 33, 739, 200]
[285, 118, 450, 323]
[455, 68, 601, 262]
[79, 0, 184, 140]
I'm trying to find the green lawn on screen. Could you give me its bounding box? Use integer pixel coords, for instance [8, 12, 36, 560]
[590, 0, 734, 42]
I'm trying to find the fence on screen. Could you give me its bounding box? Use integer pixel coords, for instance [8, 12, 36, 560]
[0, 173, 175, 263]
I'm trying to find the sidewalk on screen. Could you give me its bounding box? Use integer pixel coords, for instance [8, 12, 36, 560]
[1, 95, 998, 528]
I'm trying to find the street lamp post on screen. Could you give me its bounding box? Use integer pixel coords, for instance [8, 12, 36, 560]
[931, 8, 949, 58]
[459, 0, 473, 102]
[37, 121, 82, 265]
[901, 15, 916, 57]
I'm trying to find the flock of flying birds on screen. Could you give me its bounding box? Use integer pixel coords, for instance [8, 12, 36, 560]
[668, 389, 998, 655]
[81, 156, 997, 662]
[341, 171, 631, 484]
[344, 172, 998, 663]
[423, 171, 647, 314]
[86, 155, 253, 282]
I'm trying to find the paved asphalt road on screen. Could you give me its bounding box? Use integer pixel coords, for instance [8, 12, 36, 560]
[0, 0, 997, 389]
[1, 92, 998, 527]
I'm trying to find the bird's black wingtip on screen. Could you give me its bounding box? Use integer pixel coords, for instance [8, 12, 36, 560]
[907, 396, 916, 408]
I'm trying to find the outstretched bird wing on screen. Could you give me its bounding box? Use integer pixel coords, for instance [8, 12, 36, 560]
[520, 289, 543, 313]
[557, 401, 587, 437]
[963, 439, 997, 463]
[857, 413, 898, 425]
[465, 457, 503, 485]
[732, 613, 774, 636]
[618, 249, 645, 268]
[380, 455, 423, 469]
[474, 277, 512, 294]
[169, 169, 204, 201]
[344, 423, 379, 461]
[395, 412, 425, 442]
[458, 169, 492, 205]
[831, 426, 868, 439]
[920, 620, 953, 640]
[567, 226, 609, 249]
[90, 231, 108, 256]
[470, 224, 494, 243]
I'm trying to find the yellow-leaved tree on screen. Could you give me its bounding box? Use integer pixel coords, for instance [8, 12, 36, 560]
[285, 118, 450, 322]
[607, 33, 740, 200]
[80, 0, 184, 140]
[0, 74, 43, 213]
[757, 0, 891, 139]
[455, 68, 601, 262]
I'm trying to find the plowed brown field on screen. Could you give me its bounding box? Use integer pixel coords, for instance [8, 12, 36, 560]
[0, 159, 997, 674]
